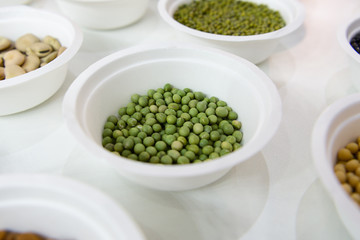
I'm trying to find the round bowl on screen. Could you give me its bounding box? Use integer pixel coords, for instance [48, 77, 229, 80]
[0, 6, 82, 116]
[158, 0, 305, 64]
[55, 0, 149, 30]
[62, 44, 282, 191]
[311, 93, 360, 239]
[338, 14, 360, 91]
[0, 174, 145, 240]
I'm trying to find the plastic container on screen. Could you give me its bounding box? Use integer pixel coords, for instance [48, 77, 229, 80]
[312, 93, 360, 239]
[0, 174, 146, 240]
[158, 0, 305, 64]
[63, 44, 282, 191]
[56, 0, 149, 30]
[0, 6, 82, 116]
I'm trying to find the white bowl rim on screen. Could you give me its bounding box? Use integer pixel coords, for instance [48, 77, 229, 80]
[63, 43, 282, 178]
[0, 5, 83, 88]
[337, 14, 360, 64]
[0, 173, 146, 240]
[157, 0, 305, 42]
[311, 93, 360, 237]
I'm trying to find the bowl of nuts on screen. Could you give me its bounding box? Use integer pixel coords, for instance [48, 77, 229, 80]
[0, 5, 82, 116]
[312, 93, 360, 239]
[158, 0, 305, 64]
[0, 174, 145, 240]
[63, 44, 282, 191]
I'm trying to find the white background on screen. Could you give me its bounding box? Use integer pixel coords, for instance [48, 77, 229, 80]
[0, 0, 359, 239]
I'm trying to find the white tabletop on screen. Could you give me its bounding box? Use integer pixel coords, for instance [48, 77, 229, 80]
[1, 0, 359, 239]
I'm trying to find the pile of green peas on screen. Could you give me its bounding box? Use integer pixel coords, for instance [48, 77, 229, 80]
[173, 0, 286, 36]
[102, 83, 243, 165]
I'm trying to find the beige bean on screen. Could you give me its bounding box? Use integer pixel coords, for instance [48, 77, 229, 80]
[346, 159, 360, 172]
[4, 49, 25, 66]
[43, 35, 61, 50]
[347, 142, 359, 154]
[334, 163, 346, 172]
[338, 148, 354, 161]
[57, 46, 66, 56]
[29, 42, 52, 57]
[335, 170, 347, 183]
[41, 51, 57, 64]
[0, 67, 4, 80]
[0, 36, 11, 51]
[4, 65, 25, 79]
[0, 57, 3, 67]
[15, 33, 40, 52]
[342, 183, 353, 194]
[22, 55, 40, 72]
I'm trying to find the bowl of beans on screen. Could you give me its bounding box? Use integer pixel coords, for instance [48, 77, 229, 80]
[338, 14, 360, 91]
[55, 0, 149, 30]
[62, 44, 282, 191]
[158, 0, 305, 64]
[0, 173, 145, 240]
[312, 93, 360, 239]
[0, 5, 82, 116]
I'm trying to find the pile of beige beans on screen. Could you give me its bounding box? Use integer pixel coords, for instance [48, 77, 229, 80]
[0, 33, 66, 80]
[334, 137, 360, 206]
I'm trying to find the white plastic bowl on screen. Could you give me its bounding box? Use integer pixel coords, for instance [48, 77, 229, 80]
[0, 6, 82, 116]
[56, 0, 149, 30]
[338, 14, 360, 91]
[158, 0, 305, 64]
[63, 44, 282, 191]
[312, 93, 360, 239]
[0, 174, 145, 240]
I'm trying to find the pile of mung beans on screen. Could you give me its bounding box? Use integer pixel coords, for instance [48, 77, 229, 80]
[173, 0, 286, 36]
[0, 33, 66, 80]
[334, 136, 360, 206]
[102, 83, 243, 164]
[0, 230, 54, 240]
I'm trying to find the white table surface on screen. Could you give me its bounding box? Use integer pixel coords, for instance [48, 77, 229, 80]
[1, 0, 359, 239]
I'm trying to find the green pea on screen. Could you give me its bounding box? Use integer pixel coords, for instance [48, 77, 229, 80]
[150, 156, 160, 163]
[143, 136, 155, 146]
[171, 140, 183, 151]
[193, 123, 204, 134]
[102, 128, 113, 138]
[152, 132, 161, 141]
[161, 155, 173, 164]
[129, 127, 140, 137]
[179, 126, 190, 137]
[155, 141, 167, 151]
[216, 107, 228, 118]
[114, 142, 123, 152]
[177, 156, 190, 164]
[134, 143, 146, 154]
[188, 134, 200, 145]
[165, 124, 177, 134]
[123, 138, 135, 150]
[196, 101, 207, 112]
[152, 123, 162, 132]
[202, 145, 214, 155]
[166, 115, 177, 125]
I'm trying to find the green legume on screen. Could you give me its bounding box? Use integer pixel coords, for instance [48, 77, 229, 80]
[102, 83, 244, 165]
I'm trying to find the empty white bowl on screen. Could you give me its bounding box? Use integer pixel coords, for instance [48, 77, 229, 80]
[158, 0, 305, 64]
[56, 0, 149, 30]
[0, 6, 82, 116]
[338, 14, 360, 91]
[312, 93, 360, 239]
[0, 174, 145, 240]
[63, 44, 282, 191]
